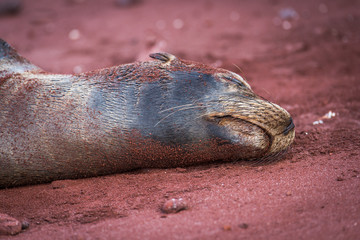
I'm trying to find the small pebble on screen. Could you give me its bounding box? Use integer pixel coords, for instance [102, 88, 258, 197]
[323, 111, 336, 119]
[313, 120, 323, 125]
[21, 221, 29, 230]
[238, 223, 249, 229]
[223, 225, 232, 231]
[0, 213, 22, 236]
[173, 18, 184, 30]
[282, 21, 292, 30]
[161, 198, 188, 214]
[336, 177, 344, 181]
[68, 29, 80, 40]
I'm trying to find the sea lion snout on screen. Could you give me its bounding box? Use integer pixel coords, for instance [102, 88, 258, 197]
[202, 70, 295, 159]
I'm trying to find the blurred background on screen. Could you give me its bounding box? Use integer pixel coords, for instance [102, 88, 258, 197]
[0, 0, 357, 74]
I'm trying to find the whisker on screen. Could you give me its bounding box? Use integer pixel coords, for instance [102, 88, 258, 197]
[249, 149, 288, 166]
[154, 105, 207, 127]
[159, 103, 196, 113]
[261, 88, 272, 98]
[232, 63, 243, 74]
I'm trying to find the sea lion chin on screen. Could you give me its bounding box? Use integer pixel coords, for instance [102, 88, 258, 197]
[0, 39, 295, 188]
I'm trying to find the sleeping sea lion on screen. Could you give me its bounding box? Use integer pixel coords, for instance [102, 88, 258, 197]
[0, 39, 295, 188]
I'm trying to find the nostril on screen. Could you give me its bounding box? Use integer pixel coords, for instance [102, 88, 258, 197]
[283, 117, 295, 135]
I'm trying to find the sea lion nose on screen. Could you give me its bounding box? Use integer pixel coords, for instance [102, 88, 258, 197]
[283, 117, 295, 135]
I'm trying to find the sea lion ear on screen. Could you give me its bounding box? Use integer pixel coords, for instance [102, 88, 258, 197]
[149, 52, 176, 63]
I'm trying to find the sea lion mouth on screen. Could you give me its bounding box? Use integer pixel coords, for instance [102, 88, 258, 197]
[204, 115, 272, 159]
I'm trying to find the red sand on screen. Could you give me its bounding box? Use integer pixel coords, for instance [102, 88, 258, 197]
[0, 0, 359, 239]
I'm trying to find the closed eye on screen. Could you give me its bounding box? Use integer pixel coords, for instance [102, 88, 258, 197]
[223, 76, 246, 88]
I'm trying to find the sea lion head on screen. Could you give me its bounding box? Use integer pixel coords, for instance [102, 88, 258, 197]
[144, 53, 295, 160]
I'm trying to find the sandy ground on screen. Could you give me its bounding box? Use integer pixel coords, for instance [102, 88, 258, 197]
[0, 0, 359, 239]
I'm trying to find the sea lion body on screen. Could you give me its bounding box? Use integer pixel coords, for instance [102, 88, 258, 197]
[0, 40, 295, 188]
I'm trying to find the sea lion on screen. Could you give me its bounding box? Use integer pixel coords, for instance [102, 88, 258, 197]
[0, 39, 295, 188]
